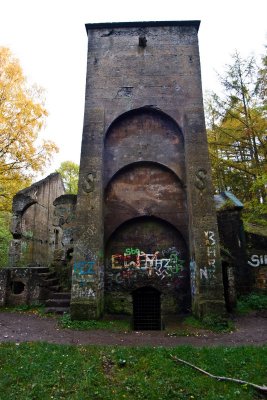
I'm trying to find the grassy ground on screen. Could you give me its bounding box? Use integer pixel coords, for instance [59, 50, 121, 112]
[0, 343, 266, 400]
[59, 313, 131, 332]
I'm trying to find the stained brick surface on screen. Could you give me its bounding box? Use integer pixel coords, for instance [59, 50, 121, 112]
[71, 21, 226, 320]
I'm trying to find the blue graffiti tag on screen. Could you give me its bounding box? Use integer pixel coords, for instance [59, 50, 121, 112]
[74, 261, 95, 275]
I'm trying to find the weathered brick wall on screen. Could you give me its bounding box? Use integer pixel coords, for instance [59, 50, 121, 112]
[72, 21, 225, 320]
[52, 194, 77, 290]
[9, 173, 65, 268]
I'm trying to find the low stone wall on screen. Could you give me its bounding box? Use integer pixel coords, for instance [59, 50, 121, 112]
[0, 267, 50, 307]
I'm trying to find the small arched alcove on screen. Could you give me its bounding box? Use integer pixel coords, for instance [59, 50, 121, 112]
[132, 286, 161, 330]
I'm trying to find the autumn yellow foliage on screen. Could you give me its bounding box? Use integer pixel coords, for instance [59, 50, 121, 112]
[0, 47, 58, 211]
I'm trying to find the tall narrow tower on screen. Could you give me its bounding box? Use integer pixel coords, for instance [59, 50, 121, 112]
[71, 21, 225, 322]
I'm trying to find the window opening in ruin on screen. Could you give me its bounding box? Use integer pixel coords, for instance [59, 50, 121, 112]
[55, 229, 59, 248]
[132, 286, 161, 330]
[66, 248, 73, 262]
[11, 281, 25, 295]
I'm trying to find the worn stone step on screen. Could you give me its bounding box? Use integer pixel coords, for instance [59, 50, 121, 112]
[48, 285, 61, 292]
[38, 272, 56, 279]
[46, 299, 70, 307]
[45, 307, 70, 314]
[33, 267, 50, 273]
[44, 278, 59, 286]
[51, 292, 71, 299]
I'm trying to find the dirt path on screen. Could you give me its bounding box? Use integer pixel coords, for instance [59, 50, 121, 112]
[0, 312, 266, 347]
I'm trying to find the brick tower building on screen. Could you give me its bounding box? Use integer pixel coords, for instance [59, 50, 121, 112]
[71, 21, 226, 326]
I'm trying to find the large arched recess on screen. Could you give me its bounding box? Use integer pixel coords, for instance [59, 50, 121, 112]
[105, 216, 188, 262]
[104, 107, 185, 186]
[104, 161, 188, 243]
[104, 216, 191, 314]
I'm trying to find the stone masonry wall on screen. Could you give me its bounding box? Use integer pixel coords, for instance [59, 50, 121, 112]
[9, 173, 65, 268]
[72, 21, 225, 319]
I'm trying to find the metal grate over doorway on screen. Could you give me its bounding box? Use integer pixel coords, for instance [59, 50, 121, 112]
[133, 287, 161, 330]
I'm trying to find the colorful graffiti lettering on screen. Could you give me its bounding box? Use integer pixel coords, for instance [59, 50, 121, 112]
[73, 261, 96, 289]
[73, 261, 95, 275]
[111, 249, 184, 280]
[124, 248, 140, 255]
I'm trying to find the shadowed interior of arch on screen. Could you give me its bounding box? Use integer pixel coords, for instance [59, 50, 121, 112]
[132, 286, 161, 330]
[104, 162, 188, 243]
[104, 106, 185, 187]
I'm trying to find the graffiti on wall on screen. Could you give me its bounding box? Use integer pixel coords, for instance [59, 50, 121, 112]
[248, 254, 267, 267]
[72, 254, 105, 298]
[73, 260, 96, 290]
[72, 283, 95, 298]
[110, 247, 185, 281]
[200, 231, 216, 281]
[74, 261, 96, 275]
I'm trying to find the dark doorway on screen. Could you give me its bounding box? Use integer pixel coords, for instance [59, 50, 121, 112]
[11, 281, 25, 295]
[132, 287, 161, 330]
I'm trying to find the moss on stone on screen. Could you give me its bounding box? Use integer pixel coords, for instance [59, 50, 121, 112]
[70, 301, 99, 320]
[104, 293, 132, 315]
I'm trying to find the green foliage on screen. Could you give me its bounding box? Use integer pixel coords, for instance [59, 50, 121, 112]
[201, 315, 234, 333]
[244, 173, 267, 225]
[0, 212, 11, 266]
[236, 292, 267, 314]
[0, 47, 58, 212]
[0, 304, 50, 316]
[206, 49, 267, 226]
[184, 315, 234, 333]
[56, 161, 79, 194]
[0, 343, 266, 399]
[59, 313, 130, 332]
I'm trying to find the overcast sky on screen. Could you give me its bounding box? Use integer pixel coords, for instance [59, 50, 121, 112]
[0, 0, 266, 178]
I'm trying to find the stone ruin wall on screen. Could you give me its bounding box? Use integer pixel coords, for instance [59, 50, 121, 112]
[9, 173, 65, 268]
